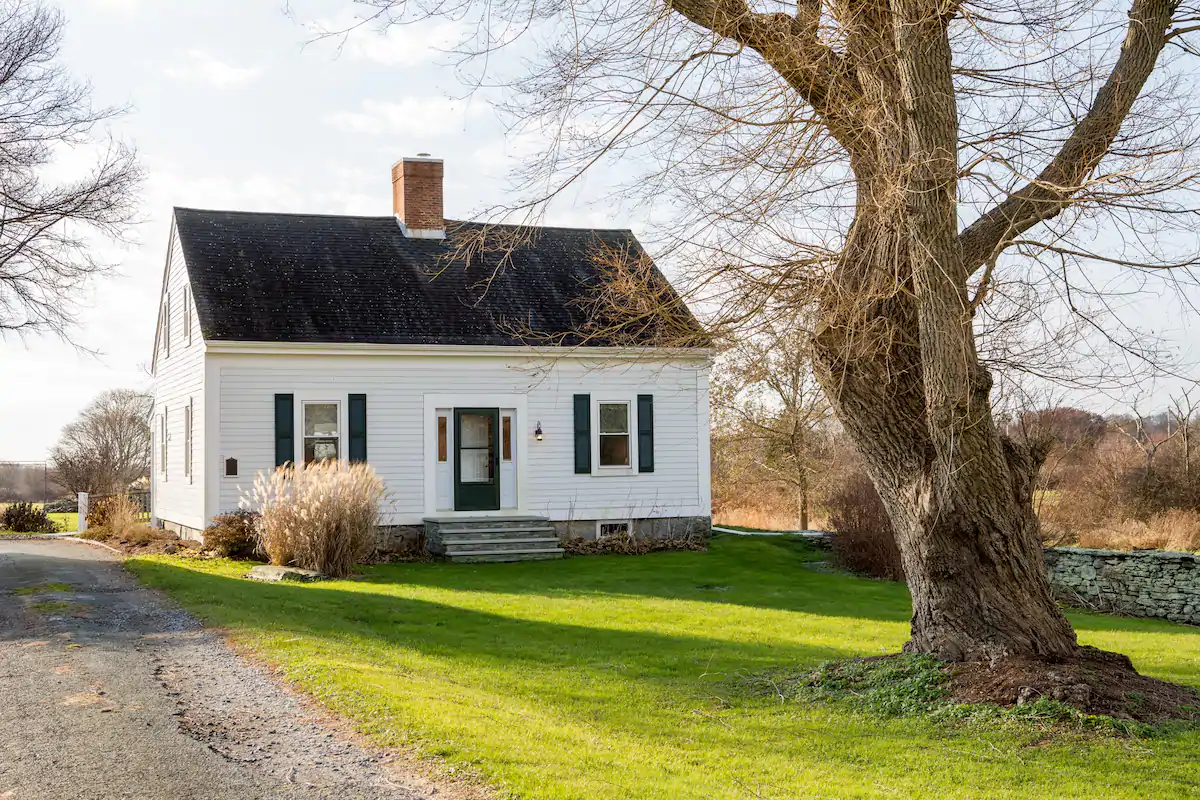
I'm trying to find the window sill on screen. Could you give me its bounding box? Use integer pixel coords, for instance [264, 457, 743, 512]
[593, 465, 635, 476]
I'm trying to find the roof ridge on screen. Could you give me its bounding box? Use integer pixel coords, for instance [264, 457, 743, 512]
[173, 207, 395, 221]
[173, 207, 635, 234]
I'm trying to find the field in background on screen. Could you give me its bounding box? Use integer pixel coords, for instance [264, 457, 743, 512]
[713, 504, 830, 532]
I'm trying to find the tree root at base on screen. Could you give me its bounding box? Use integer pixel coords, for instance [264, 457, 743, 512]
[946, 646, 1200, 724]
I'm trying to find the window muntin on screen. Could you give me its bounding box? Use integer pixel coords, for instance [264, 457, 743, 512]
[598, 402, 630, 467]
[303, 402, 339, 463]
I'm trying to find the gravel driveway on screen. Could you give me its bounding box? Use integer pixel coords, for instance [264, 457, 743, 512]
[0, 539, 440, 800]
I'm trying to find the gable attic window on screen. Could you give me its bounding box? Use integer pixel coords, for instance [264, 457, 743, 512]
[303, 402, 340, 463]
[597, 402, 631, 467]
[161, 294, 171, 359]
[183, 285, 192, 345]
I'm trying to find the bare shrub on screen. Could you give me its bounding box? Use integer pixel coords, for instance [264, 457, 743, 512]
[561, 532, 706, 556]
[246, 462, 386, 578]
[827, 473, 904, 581]
[87, 495, 140, 538]
[202, 510, 262, 560]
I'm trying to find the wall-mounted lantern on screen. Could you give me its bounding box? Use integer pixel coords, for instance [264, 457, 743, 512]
[535, 422, 544, 441]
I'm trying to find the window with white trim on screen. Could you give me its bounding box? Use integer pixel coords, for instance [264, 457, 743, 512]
[183, 399, 193, 481]
[161, 294, 171, 359]
[303, 402, 340, 463]
[597, 401, 631, 468]
[183, 285, 192, 345]
[159, 410, 168, 479]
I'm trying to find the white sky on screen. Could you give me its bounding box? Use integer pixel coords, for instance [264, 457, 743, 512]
[0, 0, 1196, 460]
[0, 0, 628, 461]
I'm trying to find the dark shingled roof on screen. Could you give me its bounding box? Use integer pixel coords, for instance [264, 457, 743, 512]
[173, 207, 701, 347]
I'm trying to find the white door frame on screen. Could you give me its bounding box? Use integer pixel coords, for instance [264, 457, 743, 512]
[422, 393, 528, 517]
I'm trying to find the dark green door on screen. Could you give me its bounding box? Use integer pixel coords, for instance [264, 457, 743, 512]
[454, 408, 500, 512]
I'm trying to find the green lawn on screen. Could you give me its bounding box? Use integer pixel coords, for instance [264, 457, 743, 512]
[127, 536, 1200, 800]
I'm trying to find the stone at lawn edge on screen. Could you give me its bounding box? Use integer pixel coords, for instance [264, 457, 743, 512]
[247, 565, 326, 583]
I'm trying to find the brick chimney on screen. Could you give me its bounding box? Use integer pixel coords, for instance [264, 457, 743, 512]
[392, 155, 445, 238]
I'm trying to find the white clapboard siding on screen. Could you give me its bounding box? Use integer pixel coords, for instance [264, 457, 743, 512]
[150, 221, 206, 531]
[213, 352, 709, 525]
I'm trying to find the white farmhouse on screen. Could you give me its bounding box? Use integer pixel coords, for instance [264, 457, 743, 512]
[150, 156, 712, 561]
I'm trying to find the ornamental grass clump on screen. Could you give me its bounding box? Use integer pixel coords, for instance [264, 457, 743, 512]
[246, 461, 386, 578]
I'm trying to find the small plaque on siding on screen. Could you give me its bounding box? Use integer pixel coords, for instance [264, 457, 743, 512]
[224, 457, 238, 477]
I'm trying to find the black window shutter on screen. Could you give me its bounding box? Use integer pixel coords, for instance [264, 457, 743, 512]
[274, 393, 294, 467]
[573, 394, 591, 474]
[348, 394, 367, 463]
[637, 394, 654, 473]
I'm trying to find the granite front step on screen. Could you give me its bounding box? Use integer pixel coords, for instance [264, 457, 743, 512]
[443, 537, 561, 552]
[424, 515, 551, 530]
[436, 525, 557, 537]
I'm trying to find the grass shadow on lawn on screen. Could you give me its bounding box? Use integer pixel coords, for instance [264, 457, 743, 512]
[128, 543, 1200, 800]
[357, 534, 915, 623]
[131, 558, 866, 685]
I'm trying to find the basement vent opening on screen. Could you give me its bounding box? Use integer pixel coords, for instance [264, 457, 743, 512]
[597, 520, 631, 540]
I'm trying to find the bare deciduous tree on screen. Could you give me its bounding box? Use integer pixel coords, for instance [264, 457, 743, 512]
[50, 389, 151, 495]
[0, 0, 140, 338]
[713, 321, 833, 529]
[339, 0, 1200, 675]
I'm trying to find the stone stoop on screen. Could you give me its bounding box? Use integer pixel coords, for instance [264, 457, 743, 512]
[423, 516, 565, 563]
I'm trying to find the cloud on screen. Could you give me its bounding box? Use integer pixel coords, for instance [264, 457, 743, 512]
[306, 16, 463, 67]
[163, 50, 262, 88]
[87, 0, 142, 14]
[323, 97, 483, 137]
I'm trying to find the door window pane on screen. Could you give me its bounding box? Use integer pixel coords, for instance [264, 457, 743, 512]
[438, 416, 448, 462]
[459, 412, 494, 484]
[502, 416, 512, 462]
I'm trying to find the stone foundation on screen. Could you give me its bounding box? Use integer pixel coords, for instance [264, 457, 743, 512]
[376, 524, 426, 556]
[552, 516, 711, 542]
[1044, 547, 1200, 625]
[161, 519, 203, 542]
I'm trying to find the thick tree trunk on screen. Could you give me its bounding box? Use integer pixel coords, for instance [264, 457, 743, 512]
[814, 282, 1078, 660]
[811, 0, 1078, 662]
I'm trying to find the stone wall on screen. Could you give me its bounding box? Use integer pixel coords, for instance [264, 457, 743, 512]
[1044, 547, 1200, 625]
